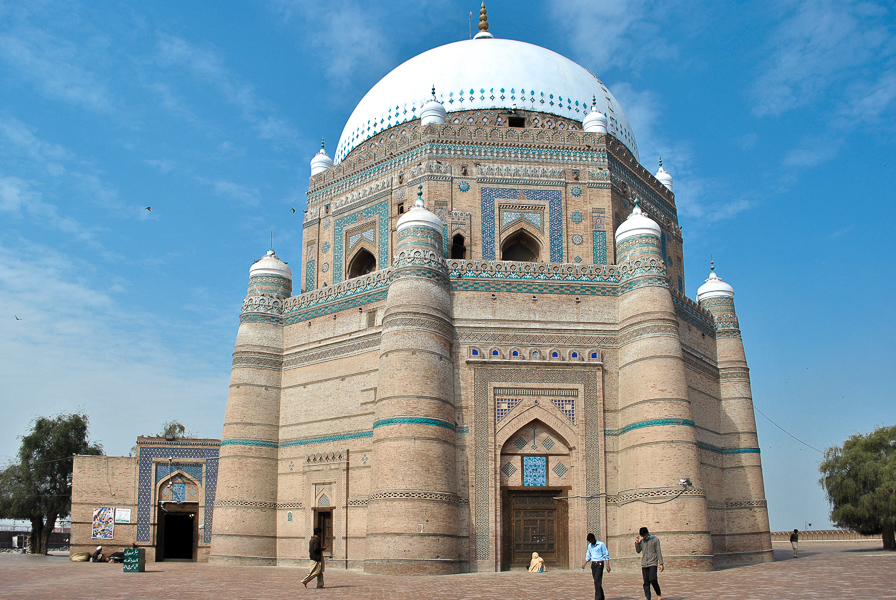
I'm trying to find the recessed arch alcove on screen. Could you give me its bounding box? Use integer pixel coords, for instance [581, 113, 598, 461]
[346, 248, 376, 279]
[500, 229, 541, 262]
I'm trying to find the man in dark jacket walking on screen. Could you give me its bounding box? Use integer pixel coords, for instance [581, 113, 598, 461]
[301, 527, 325, 588]
[635, 527, 663, 600]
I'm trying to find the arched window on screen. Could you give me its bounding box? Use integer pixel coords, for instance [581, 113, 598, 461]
[451, 234, 466, 259]
[501, 230, 540, 262]
[347, 248, 376, 279]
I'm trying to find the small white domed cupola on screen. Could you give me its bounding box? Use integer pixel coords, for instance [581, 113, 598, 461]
[250, 248, 293, 280]
[615, 198, 662, 244]
[420, 86, 447, 126]
[656, 158, 673, 191]
[696, 260, 735, 303]
[473, 2, 494, 39]
[397, 185, 445, 232]
[583, 95, 608, 133]
[310, 139, 334, 176]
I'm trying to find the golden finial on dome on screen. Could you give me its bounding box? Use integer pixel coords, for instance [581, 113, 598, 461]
[478, 2, 489, 33]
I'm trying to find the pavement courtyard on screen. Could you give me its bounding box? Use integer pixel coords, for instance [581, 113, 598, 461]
[1, 541, 893, 600]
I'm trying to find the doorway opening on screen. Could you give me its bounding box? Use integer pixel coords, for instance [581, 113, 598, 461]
[157, 504, 197, 561]
[500, 230, 540, 262]
[347, 248, 376, 279]
[314, 508, 334, 558]
[501, 489, 567, 570]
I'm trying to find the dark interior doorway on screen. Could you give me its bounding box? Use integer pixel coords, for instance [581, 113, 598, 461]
[157, 507, 195, 561]
[315, 509, 334, 558]
[501, 230, 540, 262]
[501, 489, 567, 570]
[347, 248, 376, 279]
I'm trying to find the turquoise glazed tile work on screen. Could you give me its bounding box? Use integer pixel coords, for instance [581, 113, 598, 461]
[481, 188, 563, 262]
[333, 200, 389, 283]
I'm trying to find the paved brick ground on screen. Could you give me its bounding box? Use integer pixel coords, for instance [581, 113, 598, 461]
[1, 542, 893, 600]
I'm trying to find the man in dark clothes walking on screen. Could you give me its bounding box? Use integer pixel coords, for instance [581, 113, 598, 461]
[635, 527, 663, 600]
[301, 527, 325, 588]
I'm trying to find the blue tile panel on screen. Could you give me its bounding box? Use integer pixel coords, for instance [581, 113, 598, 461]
[372, 417, 456, 431]
[137, 445, 219, 543]
[155, 464, 203, 484]
[172, 483, 186, 502]
[523, 456, 547, 486]
[481, 188, 563, 262]
[592, 231, 607, 265]
[305, 260, 315, 292]
[333, 200, 389, 284]
[604, 418, 696, 436]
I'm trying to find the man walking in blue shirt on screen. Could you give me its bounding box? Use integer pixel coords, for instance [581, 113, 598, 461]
[581, 532, 611, 600]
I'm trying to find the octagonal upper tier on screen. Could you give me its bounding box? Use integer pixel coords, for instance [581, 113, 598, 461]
[334, 38, 639, 164]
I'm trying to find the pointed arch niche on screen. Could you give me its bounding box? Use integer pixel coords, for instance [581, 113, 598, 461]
[346, 247, 377, 279]
[500, 228, 542, 262]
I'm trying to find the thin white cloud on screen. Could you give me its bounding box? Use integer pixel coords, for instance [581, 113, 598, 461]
[154, 35, 299, 144]
[211, 179, 261, 206]
[269, 0, 395, 84]
[547, 0, 677, 71]
[0, 25, 113, 114]
[750, 0, 893, 117]
[0, 240, 227, 460]
[0, 175, 101, 245]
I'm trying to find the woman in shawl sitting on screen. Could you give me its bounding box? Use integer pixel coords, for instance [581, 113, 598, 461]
[528, 551, 546, 572]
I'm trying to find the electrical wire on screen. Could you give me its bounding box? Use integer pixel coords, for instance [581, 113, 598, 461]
[754, 405, 824, 454]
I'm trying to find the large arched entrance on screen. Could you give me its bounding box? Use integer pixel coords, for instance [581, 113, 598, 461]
[498, 419, 571, 570]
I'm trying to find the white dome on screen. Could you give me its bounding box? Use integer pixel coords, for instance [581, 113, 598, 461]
[614, 202, 661, 244]
[335, 38, 639, 163]
[696, 266, 735, 302]
[420, 88, 447, 125]
[397, 186, 445, 232]
[310, 146, 334, 176]
[582, 101, 608, 133]
[249, 249, 292, 280]
[656, 159, 673, 191]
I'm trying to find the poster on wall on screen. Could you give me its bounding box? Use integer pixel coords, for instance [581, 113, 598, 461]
[114, 508, 131, 523]
[91, 507, 114, 539]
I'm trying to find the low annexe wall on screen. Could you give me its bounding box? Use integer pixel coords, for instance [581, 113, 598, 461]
[770, 530, 879, 542]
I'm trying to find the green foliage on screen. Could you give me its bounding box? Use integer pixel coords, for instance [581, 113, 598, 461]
[0, 413, 103, 553]
[819, 425, 896, 549]
[160, 420, 186, 438]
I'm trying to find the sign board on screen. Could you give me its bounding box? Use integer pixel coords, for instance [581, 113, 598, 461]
[114, 508, 131, 523]
[123, 548, 145, 573]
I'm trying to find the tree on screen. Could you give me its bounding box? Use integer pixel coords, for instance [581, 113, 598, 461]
[819, 425, 896, 550]
[0, 413, 103, 554]
[130, 420, 191, 455]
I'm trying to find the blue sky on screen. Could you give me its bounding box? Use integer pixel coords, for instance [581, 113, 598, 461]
[1, 0, 894, 532]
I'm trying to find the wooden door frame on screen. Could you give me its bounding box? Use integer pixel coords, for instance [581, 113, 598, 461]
[501, 487, 569, 571]
[313, 508, 334, 558]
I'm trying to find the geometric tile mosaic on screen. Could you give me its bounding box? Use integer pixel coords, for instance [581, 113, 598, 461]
[137, 445, 219, 543]
[552, 398, 576, 423]
[172, 483, 186, 502]
[552, 462, 568, 478]
[542, 436, 555, 450]
[155, 464, 203, 484]
[513, 436, 528, 450]
[481, 188, 563, 262]
[501, 462, 518, 477]
[501, 209, 543, 231]
[570, 210, 584, 223]
[496, 397, 522, 423]
[523, 456, 547, 486]
[333, 199, 389, 284]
